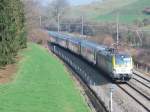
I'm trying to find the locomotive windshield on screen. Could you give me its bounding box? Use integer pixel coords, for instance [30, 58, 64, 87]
[115, 54, 132, 65]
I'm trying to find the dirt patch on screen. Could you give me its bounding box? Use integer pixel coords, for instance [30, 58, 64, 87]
[0, 64, 17, 84]
[0, 56, 20, 84]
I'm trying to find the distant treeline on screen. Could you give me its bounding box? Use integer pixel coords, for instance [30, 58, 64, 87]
[46, 19, 150, 48]
[0, 0, 27, 66]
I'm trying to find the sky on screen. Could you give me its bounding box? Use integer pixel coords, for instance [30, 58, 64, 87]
[41, 0, 102, 6]
[69, 0, 101, 6]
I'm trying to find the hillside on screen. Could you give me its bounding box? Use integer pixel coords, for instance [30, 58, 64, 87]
[70, 0, 150, 24]
[0, 43, 90, 112]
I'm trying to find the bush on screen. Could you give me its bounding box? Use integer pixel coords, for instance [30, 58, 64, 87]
[37, 40, 43, 45]
[0, 0, 26, 67]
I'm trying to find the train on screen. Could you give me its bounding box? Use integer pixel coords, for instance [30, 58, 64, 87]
[48, 31, 133, 82]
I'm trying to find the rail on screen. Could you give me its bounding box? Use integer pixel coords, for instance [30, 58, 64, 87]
[49, 43, 108, 112]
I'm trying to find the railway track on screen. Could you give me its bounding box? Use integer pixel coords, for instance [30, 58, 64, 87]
[49, 44, 150, 112]
[65, 63, 108, 112]
[127, 81, 150, 100]
[131, 72, 150, 97]
[133, 72, 150, 83]
[132, 77, 150, 89]
[118, 82, 150, 112]
[130, 72, 150, 97]
[122, 73, 150, 112]
[50, 44, 108, 112]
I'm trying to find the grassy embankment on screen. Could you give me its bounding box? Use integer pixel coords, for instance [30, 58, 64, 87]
[95, 0, 150, 23]
[0, 43, 90, 112]
[71, 0, 150, 24]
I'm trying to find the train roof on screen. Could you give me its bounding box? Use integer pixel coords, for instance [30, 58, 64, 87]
[98, 49, 132, 58]
[49, 31, 132, 58]
[69, 38, 81, 43]
[48, 31, 70, 40]
[49, 31, 84, 44]
[81, 40, 107, 51]
[68, 36, 83, 43]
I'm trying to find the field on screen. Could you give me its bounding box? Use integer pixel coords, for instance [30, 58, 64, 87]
[71, 0, 150, 24]
[0, 43, 90, 112]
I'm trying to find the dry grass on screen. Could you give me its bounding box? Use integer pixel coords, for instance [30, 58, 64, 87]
[0, 64, 17, 83]
[0, 56, 21, 84]
[28, 29, 49, 45]
[134, 49, 150, 66]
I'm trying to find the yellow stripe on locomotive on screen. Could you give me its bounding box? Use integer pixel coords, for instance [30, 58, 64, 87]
[112, 54, 133, 80]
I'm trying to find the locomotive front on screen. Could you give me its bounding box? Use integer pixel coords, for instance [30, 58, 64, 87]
[112, 54, 133, 81]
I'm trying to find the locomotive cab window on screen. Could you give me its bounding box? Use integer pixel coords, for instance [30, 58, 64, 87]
[115, 54, 132, 65]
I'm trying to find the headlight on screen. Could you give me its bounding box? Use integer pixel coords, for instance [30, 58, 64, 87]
[113, 69, 116, 74]
[131, 69, 133, 73]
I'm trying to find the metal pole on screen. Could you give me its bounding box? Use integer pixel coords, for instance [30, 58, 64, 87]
[68, 24, 70, 32]
[135, 30, 142, 47]
[109, 84, 116, 112]
[40, 16, 42, 27]
[116, 13, 119, 49]
[110, 90, 113, 112]
[81, 16, 84, 35]
[58, 14, 60, 32]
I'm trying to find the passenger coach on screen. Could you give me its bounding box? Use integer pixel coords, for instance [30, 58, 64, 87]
[48, 31, 133, 82]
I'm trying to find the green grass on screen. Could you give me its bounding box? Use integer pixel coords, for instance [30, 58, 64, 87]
[71, 0, 150, 24]
[0, 43, 90, 112]
[95, 0, 150, 24]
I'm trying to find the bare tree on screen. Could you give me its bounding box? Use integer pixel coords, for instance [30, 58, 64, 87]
[48, 0, 70, 21]
[23, 0, 43, 29]
[22, 0, 49, 44]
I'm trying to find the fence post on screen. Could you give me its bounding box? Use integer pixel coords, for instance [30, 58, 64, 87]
[145, 66, 148, 73]
[137, 64, 138, 69]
